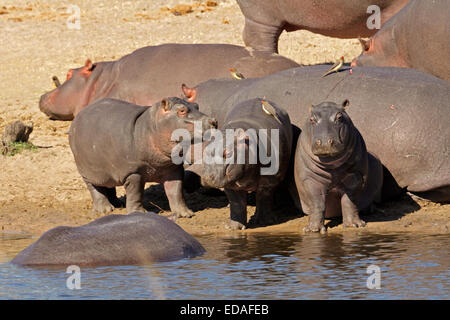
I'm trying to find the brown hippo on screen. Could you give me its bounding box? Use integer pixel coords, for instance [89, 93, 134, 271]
[236, 0, 411, 53]
[295, 101, 383, 233]
[185, 66, 450, 203]
[39, 43, 300, 120]
[351, 0, 450, 82]
[12, 212, 205, 267]
[69, 97, 216, 217]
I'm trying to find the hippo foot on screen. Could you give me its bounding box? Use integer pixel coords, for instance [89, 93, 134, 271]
[225, 220, 246, 231]
[303, 223, 327, 234]
[174, 208, 195, 218]
[343, 218, 366, 228]
[127, 206, 147, 213]
[92, 199, 115, 214]
[248, 214, 277, 227]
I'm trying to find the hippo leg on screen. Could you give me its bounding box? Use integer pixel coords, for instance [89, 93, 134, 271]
[341, 194, 366, 228]
[248, 188, 276, 227]
[85, 182, 116, 214]
[163, 172, 194, 218]
[299, 180, 327, 234]
[124, 173, 146, 213]
[242, 18, 283, 53]
[224, 188, 247, 230]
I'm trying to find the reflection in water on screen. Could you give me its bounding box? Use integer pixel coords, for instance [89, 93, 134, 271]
[0, 232, 449, 299]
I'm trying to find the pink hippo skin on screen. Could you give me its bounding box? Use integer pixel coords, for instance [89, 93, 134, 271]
[236, 0, 410, 53]
[351, 0, 450, 82]
[39, 43, 299, 120]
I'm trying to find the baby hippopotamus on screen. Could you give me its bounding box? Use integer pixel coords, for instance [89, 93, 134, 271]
[192, 98, 292, 230]
[294, 100, 383, 233]
[69, 97, 216, 217]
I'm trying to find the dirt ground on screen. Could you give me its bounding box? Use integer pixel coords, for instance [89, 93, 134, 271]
[0, 0, 448, 237]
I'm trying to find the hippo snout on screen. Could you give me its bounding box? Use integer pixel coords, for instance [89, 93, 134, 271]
[39, 92, 57, 119]
[312, 137, 342, 157]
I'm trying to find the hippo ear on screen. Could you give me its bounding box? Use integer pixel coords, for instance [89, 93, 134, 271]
[181, 84, 197, 103]
[358, 37, 370, 52]
[81, 59, 95, 76]
[161, 98, 171, 111]
[308, 104, 314, 114]
[342, 99, 350, 109]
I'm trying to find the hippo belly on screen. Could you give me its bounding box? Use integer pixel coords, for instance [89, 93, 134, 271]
[236, 0, 410, 53]
[11, 212, 205, 267]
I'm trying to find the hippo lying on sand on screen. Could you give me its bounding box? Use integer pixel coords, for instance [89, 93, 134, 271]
[236, 0, 410, 53]
[12, 212, 205, 267]
[185, 66, 450, 202]
[295, 101, 383, 233]
[69, 97, 216, 217]
[189, 98, 292, 230]
[351, 0, 450, 82]
[39, 43, 299, 120]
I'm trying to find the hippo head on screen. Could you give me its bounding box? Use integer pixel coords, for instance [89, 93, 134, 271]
[351, 37, 407, 68]
[307, 100, 353, 158]
[199, 128, 259, 190]
[39, 59, 101, 120]
[151, 97, 217, 160]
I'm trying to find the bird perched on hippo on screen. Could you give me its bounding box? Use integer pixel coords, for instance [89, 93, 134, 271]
[38, 43, 299, 120]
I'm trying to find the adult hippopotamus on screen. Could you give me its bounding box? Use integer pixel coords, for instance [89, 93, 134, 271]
[236, 0, 410, 53]
[351, 0, 450, 82]
[184, 66, 450, 203]
[39, 43, 300, 120]
[189, 98, 292, 230]
[69, 97, 216, 217]
[295, 101, 383, 233]
[12, 212, 205, 267]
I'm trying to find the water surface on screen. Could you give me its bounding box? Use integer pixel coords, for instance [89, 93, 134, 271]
[1, 232, 448, 299]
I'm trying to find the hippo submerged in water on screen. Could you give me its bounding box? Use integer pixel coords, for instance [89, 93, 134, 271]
[295, 101, 383, 233]
[351, 0, 450, 82]
[39, 43, 299, 120]
[12, 212, 205, 267]
[184, 66, 450, 203]
[69, 97, 216, 217]
[236, 0, 410, 53]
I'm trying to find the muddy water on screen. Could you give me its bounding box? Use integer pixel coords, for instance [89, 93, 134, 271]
[0, 232, 449, 299]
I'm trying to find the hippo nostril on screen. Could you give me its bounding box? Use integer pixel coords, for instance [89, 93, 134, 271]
[315, 139, 322, 146]
[328, 138, 334, 145]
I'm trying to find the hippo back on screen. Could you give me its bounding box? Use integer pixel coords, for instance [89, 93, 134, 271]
[12, 212, 205, 267]
[195, 66, 450, 200]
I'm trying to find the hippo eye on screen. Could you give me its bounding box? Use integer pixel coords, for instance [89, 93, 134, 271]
[310, 116, 317, 125]
[335, 112, 343, 123]
[177, 107, 188, 117]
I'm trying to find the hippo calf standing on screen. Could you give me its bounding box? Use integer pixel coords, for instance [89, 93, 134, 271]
[294, 101, 383, 233]
[69, 97, 216, 217]
[351, 0, 450, 82]
[192, 98, 292, 230]
[12, 212, 205, 267]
